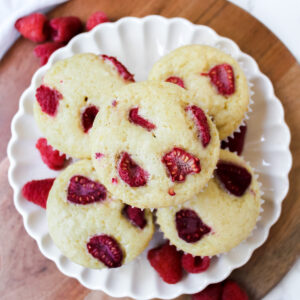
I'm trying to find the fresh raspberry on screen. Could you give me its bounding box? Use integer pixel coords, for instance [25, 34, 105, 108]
[67, 175, 107, 204]
[117, 152, 148, 187]
[147, 242, 182, 284]
[222, 280, 249, 300]
[165, 76, 185, 88]
[87, 234, 123, 268]
[192, 283, 223, 300]
[86, 11, 110, 31]
[36, 138, 66, 170]
[34, 42, 64, 66]
[15, 13, 49, 42]
[176, 209, 211, 243]
[123, 205, 146, 229]
[101, 55, 135, 82]
[221, 125, 247, 156]
[81, 105, 99, 133]
[129, 107, 156, 131]
[162, 147, 201, 182]
[186, 105, 211, 147]
[181, 254, 210, 273]
[36, 85, 63, 116]
[49, 16, 82, 43]
[22, 178, 55, 209]
[201, 64, 235, 96]
[215, 161, 252, 196]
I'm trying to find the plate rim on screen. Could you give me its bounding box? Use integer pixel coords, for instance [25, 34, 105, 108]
[7, 15, 292, 299]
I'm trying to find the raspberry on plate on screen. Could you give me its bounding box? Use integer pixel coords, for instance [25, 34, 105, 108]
[15, 13, 49, 42]
[36, 138, 66, 170]
[181, 253, 210, 273]
[22, 178, 55, 208]
[192, 283, 223, 300]
[147, 242, 182, 284]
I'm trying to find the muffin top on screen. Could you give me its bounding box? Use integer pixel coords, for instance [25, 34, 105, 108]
[34, 53, 134, 159]
[156, 150, 261, 256]
[47, 159, 154, 269]
[149, 45, 250, 140]
[90, 81, 220, 208]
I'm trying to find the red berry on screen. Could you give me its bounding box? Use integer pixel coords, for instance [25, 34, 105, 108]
[215, 161, 252, 197]
[36, 85, 63, 116]
[181, 254, 210, 273]
[49, 16, 82, 43]
[192, 283, 223, 300]
[123, 205, 146, 229]
[117, 152, 148, 187]
[165, 76, 185, 88]
[129, 107, 156, 131]
[221, 125, 247, 156]
[22, 178, 55, 209]
[202, 64, 235, 96]
[81, 105, 99, 133]
[34, 42, 64, 66]
[86, 11, 110, 31]
[95, 152, 104, 159]
[15, 13, 49, 42]
[222, 280, 249, 300]
[87, 234, 123, 268]
[111, 177, 118, 184]
[168, 188, 176, 196]
[186, 105, 211, 147]
[162, 147, 201, 182]
[36, 138, 66, 170]
[147, 242, 182, 284]
[101, 55, 135, 82]
[67, 175, 107, 205]
[176, 209, 211, 243]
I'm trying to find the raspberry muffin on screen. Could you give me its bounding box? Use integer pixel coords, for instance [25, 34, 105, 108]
[34, 53, 134, 159]
[47, 160, 154, 269]
[149, 45, 249, 140]
[156, 150, 261, 256]
[90, 81, 220, 208]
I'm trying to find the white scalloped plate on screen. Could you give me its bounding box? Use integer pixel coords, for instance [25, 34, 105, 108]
[7, 16, 292, 299]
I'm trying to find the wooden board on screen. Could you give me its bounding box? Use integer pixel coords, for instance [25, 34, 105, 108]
[0, 0, 299, 299]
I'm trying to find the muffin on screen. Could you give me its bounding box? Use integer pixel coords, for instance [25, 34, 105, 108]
[90, 81, 220, 208]
[34, 53, 134, 159]
[149, 45, 250, 140]
[47, 159, 154, 269]
[156, 150, 261, 256]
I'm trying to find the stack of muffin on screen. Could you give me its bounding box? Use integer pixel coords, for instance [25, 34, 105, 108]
[33, 45, 261, 271]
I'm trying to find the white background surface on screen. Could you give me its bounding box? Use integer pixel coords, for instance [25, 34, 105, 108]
[0, 0, 299, 299]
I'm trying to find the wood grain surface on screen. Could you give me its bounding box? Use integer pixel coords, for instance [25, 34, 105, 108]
[0, 0, 299, 299]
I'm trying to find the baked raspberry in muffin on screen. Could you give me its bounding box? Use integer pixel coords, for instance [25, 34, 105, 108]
[90, 81, 220, 208]
[149, 45, 250, 140]
[156, 150, 261, 256]
[47, 160, 154, 269]
[34, 53, 134, 159]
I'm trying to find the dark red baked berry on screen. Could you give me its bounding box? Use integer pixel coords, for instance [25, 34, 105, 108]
[162, 147, 201, 182]
[129, 107, 156, 131]
[87, 234, 123, 268]
[123, 205, 146, 229]
[67, 176, 107, 204]
[165, 76, 185, 88]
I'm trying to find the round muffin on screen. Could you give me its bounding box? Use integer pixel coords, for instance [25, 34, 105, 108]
[156, 150, 261, 256]
[34, 53, 134, 159]
[90, 81, 220, 208]
[47, 159, 154, 269]
[149, 45, 249, 140]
